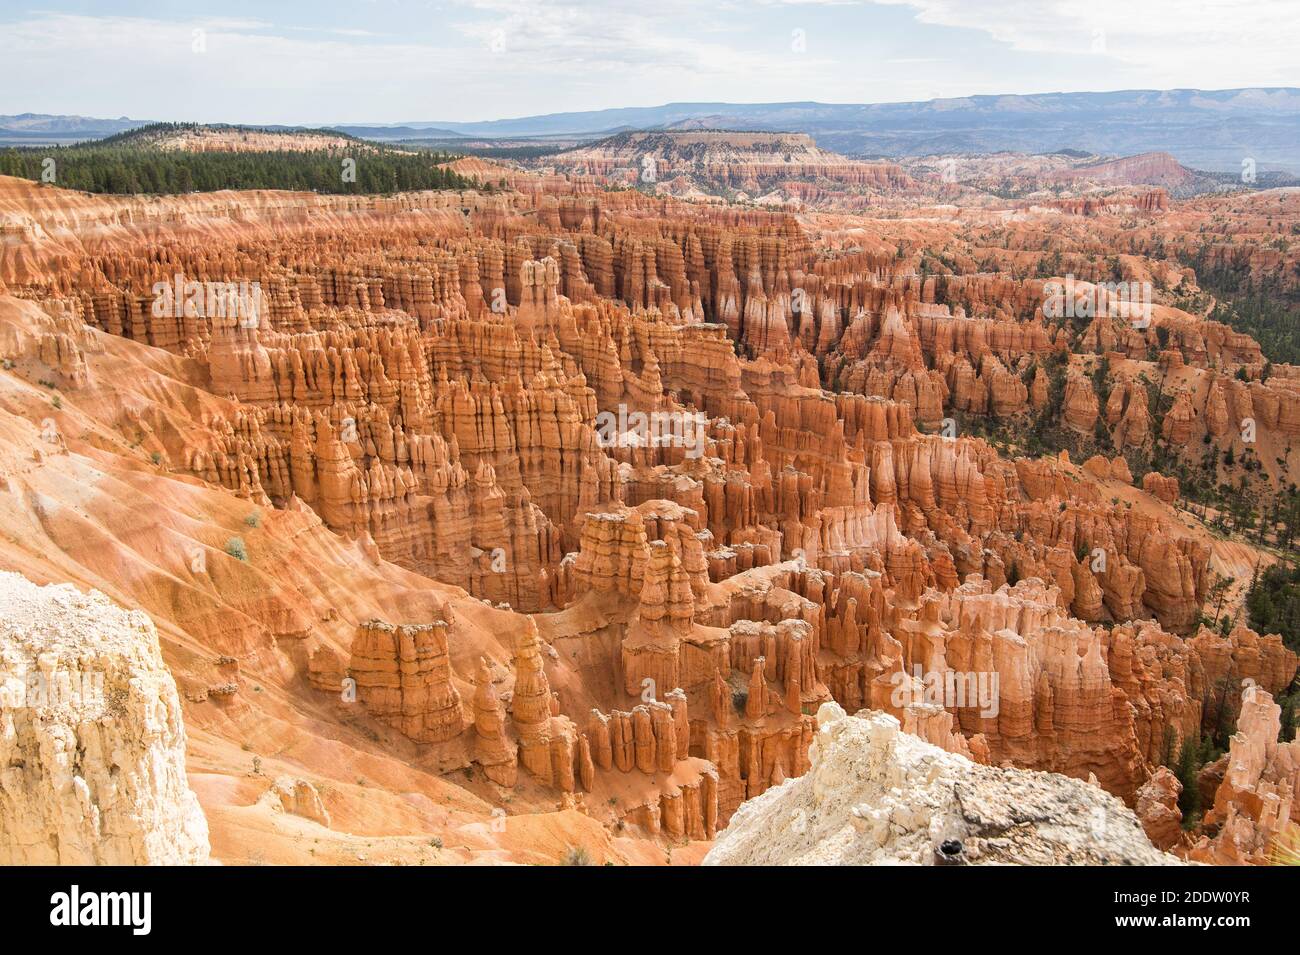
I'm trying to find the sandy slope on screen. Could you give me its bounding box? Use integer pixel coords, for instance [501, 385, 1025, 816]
[0, 293, 700, 864]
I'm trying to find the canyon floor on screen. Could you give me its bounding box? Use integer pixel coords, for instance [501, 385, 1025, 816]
[0, 140, 1297, 865]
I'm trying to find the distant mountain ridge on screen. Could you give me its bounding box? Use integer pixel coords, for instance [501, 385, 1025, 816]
[0, 112, 148, 132]
[8, 88, 1300, 172]
[0, 113, 152, 144]
[400, 89, 1300, 173]
[330, 124, 466, 140]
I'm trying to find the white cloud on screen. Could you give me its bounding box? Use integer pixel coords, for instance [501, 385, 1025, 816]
[0, 3, 1293, 123]
[0, 7, 838, 121]
[866, 0, 1300, 88]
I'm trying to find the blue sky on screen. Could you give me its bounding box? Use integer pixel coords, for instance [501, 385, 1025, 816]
[2, 1, 1296, 124]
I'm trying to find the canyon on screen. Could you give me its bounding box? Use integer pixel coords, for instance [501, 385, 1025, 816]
[0, 129, 1296, 866]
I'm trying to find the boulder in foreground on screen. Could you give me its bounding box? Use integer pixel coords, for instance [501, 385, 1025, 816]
[0, 572, 210, 864]
[704, 704, 1182, 866]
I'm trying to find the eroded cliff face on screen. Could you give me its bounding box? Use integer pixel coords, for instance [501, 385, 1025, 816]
[703, 704, 1181, 865]
[0, 572, 210, 864]
[0, 165, 1295, 865]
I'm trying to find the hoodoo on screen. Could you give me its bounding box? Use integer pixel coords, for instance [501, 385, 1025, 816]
[0, 81, 1297, 875]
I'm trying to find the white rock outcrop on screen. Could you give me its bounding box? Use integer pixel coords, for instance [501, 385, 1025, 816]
[704, 703, 1182, 866]
[0, 572, 210, 864]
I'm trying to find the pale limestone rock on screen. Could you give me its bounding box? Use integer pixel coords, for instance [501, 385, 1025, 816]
[0, 573, 210, 864]
[704, 706, 1181, 866]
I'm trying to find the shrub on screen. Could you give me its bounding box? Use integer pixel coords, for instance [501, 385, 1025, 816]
[1247, 563, 1300, 653]
[1272, 828, 1300, 866]
[561, 846, 593, 866]
[731, 686, 749, 714]
[1174, 735, 1202, 825]
[225, 536, 248, 561]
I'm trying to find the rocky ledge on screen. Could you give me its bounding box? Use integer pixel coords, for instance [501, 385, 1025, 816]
[0, 572, 209, 864]
[704, 703, 1182, 866]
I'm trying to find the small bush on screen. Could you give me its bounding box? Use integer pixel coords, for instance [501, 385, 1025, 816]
[224, 536, 248, 561]
[244, 511, 261, 528]
[731, 686, 749, 714]
[561, 846, 593, 866]
[1174, 735, 1205, 826]
[1272, 826, 1300, 865]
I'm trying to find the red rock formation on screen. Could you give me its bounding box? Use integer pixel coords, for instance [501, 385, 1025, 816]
[471, 657, 518, 787]
[1190, 687, 1300, 864]
[349, 618, 465, 742]
[1135, 767, 1184, 851]
[1063, 373, 1099, 432]
[2, 164, 1298, 865]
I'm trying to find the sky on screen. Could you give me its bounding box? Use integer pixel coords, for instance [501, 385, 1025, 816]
[2, 0, 1298, 125]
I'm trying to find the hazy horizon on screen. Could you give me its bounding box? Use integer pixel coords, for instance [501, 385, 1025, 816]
[14, 85, 1300, 130]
